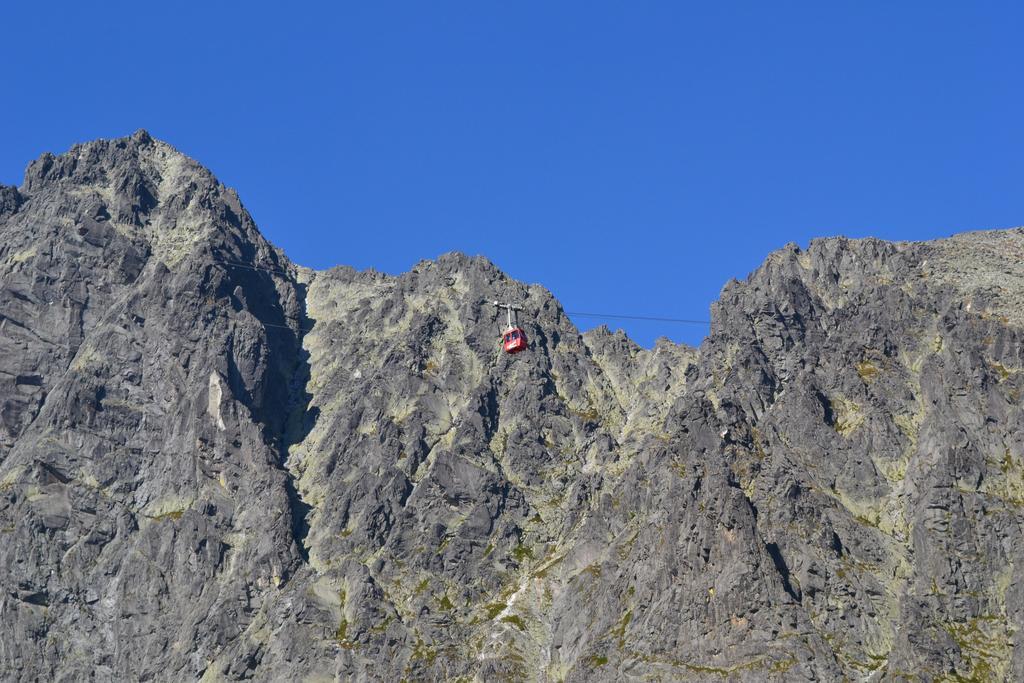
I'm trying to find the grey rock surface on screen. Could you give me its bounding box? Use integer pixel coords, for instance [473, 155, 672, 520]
[0, 132, 1021, 681]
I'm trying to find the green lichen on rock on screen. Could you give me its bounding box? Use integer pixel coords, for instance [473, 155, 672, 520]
[484, 603, 507, 620]
[500, 614, 526, 631]
[151, 509, 185, 522]
[611, 610, 632, 648]
[510, 543, 533, 563]
[943, 615, 1013, 682]
[857, 360, 880, 381]
[830, 396, 865, 436]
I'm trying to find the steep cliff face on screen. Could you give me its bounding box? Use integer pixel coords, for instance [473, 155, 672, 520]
[0, 132, 309, 681]
[0, 133, 1021, 681]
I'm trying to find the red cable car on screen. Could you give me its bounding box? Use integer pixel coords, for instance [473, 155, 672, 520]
[502, 326, 528, 354]
[494, 301, 529, 355]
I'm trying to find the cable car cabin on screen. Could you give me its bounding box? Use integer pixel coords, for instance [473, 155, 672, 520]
[502, 327, 528, 354]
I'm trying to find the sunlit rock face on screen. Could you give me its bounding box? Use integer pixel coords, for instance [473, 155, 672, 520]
[1, 133, 1022, 681]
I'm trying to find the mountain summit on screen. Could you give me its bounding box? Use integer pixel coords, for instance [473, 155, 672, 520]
[1, 134, 1022, 681]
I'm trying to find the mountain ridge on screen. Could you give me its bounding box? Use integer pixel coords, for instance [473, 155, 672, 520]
[1, 132, 1022, 681]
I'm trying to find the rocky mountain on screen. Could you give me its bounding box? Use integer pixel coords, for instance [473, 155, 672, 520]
[1, 132, 1022, 682]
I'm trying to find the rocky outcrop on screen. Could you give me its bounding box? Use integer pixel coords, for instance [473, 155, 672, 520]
[0, 131, 309, 681]
[0, 132, 1021, 681]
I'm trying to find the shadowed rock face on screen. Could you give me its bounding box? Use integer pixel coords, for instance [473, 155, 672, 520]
[0, 133, 1022, 681]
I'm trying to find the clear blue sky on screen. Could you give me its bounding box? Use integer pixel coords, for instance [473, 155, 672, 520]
[2, 2, 1021, 346]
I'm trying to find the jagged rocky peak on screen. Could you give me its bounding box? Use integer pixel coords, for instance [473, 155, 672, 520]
[1, 133, 1023, 681]
[20, 129, 215, 207]
[9, 129, 280, 270]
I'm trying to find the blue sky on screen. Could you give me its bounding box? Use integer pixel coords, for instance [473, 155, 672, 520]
[2, 2, 1021, 346]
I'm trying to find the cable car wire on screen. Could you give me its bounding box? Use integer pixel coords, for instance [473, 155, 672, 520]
[209, 259, 711, 329]
[565, 312, 709, 325]
[211, 258, 293, 276]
